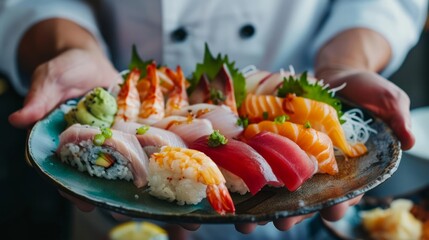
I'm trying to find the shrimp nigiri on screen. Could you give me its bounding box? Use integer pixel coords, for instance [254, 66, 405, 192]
[137, 63, 165, 124]
[165, 66, 189, 115]
[147, 146, 235, 215]
[243, 121, 338, 175]
[240, 93, 367, 157]
[115, 68, 141, 122]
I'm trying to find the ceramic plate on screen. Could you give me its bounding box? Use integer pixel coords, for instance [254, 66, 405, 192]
[322, 185, 429, 239]
[26, 108, 401, 223]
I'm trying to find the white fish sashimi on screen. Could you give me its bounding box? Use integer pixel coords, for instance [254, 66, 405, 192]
[57, 124, 149, 188]
[170, 104, 243, 139]
[112, 121, 187, 148]
[153, 116, 214, 145]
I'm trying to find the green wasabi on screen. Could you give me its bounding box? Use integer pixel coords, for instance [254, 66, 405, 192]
[84, 87, 117, 122]
[65, 87, 117, 127]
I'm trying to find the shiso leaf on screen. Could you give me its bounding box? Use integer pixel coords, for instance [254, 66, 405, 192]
[190, 43, 246, 107]
[277, 72, 343, 119]
[128, 45, 153, 78]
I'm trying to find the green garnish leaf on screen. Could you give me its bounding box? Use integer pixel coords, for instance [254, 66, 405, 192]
[274, 115, 289, 124]
[190, 43, 246, 107]
[277, 72, 343, 119]
[304, 121, 312, 129]
[208, 130, 228, 147]
[100, 127, 113, 139]
[236, 117, 249, 128]
[128, 45, 153, 78]
[136, 125, 150, 135]
[93, 134, 106, 146]
[262, 111, 269, 120]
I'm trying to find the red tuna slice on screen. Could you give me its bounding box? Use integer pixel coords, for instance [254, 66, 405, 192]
[246, 131, 316, 192]
[189, 136, 281, 195]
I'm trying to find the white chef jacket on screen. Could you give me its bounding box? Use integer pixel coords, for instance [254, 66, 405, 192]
[0, 0, 427, 96]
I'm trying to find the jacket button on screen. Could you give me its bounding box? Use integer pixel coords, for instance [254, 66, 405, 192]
[239, 24, 255, 39]
[171, 27, 188, 42]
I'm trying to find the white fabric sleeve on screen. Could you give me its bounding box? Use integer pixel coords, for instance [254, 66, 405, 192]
[310, 0, 428, 77]
[0, 0, 107, 96]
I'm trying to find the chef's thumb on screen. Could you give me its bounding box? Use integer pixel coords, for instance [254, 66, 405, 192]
[9, 77, 62, 129]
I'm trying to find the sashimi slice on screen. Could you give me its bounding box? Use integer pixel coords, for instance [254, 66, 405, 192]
[170, 104, 243, 139]
[243, 121, 338, 175]
[57, 124, 149, 188]
[112, 121, 187, 148]
[153, 116, 214, 145]
[189, 135, 281, 195]
[246, 131, 316, 191]
[239, 93, 367, 157]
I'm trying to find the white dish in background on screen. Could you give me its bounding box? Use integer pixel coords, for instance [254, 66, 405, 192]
[407, 106, 429, 160]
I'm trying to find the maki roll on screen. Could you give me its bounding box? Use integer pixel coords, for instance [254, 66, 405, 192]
[57, 124, 149, 188]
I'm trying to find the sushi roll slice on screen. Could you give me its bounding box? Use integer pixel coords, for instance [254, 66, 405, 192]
[57, 124, 149, 188]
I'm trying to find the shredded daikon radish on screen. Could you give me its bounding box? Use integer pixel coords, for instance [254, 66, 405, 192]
[341, 109, 377, 144]
[328, 83, 347, 96]
[288, 65, 296, 76]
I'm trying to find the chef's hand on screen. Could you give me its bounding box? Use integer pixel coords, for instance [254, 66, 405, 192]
[168, 195, 363, 234]
[315, 28, 415, 150]
[316, 68, 414, 150]
[9, 18, 118, 129]
[9, 49, 118, 128]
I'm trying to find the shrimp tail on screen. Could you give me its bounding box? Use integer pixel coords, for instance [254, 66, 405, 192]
[206, 184, 235, 215]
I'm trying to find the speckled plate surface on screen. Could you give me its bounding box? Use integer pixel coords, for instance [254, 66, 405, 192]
[26, 108, 401, 223]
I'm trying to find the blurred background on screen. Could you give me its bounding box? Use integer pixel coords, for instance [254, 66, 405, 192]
[1, 17, 428, 240]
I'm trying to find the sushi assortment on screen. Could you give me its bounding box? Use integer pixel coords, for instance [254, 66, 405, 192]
[56, 45, 376, 215]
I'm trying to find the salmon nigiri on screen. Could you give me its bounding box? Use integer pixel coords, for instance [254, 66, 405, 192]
[243, 121, 338, 175]
[239, 93, 367, 157]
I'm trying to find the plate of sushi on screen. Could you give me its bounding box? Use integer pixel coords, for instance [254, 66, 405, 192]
[26, 45, 401, 223]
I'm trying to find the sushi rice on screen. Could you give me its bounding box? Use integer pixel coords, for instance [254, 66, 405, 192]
[147, 157, 207, 205]
[59, 140, 133, 181]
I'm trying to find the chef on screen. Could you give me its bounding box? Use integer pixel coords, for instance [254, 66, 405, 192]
[0, 0, 426, 239]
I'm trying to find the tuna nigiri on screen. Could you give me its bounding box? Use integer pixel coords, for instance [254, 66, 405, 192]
[246, 131, 316, 191]
[57, 124, 149, 188]
[243, 121, 338, 175]
[240, 93, 367, 157]
[189, 132, 281, 195]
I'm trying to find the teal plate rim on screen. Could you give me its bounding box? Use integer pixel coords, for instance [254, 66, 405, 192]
[26, 108, 402, 224]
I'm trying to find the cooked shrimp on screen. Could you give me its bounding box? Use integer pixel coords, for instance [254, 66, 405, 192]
[137, 63, 165, 124]
[157, 66, 175, 94]
[148, 146, 235, 215]
[165, 66, 189, 115]
[239, 93, 367, 157]
[115, 68, 141, 122]
[243, 121, 338, 175]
